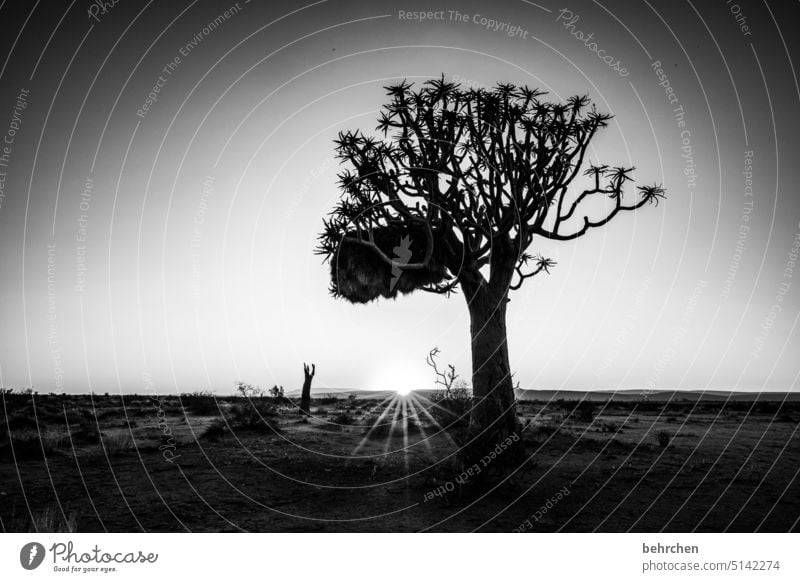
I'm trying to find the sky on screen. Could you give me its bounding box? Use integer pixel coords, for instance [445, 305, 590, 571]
[0, 0, 798, 395]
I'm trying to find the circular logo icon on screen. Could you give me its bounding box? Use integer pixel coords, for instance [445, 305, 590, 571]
[19, 542, 45, 570]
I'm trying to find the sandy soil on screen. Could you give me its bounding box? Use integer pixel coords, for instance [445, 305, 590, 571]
[1, 393, 798, 532]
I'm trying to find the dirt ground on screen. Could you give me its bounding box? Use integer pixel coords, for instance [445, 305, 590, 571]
[1, 392, 798, 532]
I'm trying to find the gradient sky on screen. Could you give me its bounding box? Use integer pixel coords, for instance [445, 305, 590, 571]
[0, 0, 798, 395]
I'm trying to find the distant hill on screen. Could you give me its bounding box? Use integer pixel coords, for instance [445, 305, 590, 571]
[289, 387, 800, 402]
[513, 389, 800, 402]
[284, 388, 400, 400]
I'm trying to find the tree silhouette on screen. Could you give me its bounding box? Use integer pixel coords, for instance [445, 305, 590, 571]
[299, 362, 315, 416]
[316, 77, 664, 450]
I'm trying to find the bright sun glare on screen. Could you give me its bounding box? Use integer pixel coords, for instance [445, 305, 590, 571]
[370, 361, 428, 396]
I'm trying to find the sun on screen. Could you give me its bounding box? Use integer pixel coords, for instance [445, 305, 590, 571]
[370, 360, 428, 396]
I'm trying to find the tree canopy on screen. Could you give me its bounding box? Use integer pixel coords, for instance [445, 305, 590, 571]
[317, 77, 664, 300]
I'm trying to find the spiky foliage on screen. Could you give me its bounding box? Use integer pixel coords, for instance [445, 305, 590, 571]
[316, 76, 665, 300]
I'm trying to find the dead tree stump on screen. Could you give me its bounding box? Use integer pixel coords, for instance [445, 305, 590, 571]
[300, 363, 315, 415]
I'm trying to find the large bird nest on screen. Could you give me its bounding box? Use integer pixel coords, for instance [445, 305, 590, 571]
[330, 223, 450, 303]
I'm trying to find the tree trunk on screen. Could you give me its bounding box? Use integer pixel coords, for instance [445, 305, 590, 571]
[469, 288, 519, 436]
[465, 283, 519, 442]
[300, 363, 315, 416]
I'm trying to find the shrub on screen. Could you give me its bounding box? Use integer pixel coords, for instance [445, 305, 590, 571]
[236, 381, 265, 398]
[34, 507, 78, 532]
[331, 411, 354, 426]
[315, 396, 340, 405]
[71, 422, 102, 443]
[201, 419, 228, 442]
[9, 507, 78, 533]
[180, 391, 220, 416]
[0, 431, 66, 462]
[428, 387, 472, 430]
[227, 400, 279, 431]
[600, 421, 621, 433]
[656, 430, 671, 448]
[571, 401, 597, 423]
[101, 432, 134, 455]
[526, 421, 559, 440]
[235, 382, 286, 404]
[94, 408, 120, 421]
[4, 412, 39, 432]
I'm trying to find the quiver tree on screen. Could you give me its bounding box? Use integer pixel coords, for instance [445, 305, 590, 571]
[300, 363, 315, 415]
[316, 77, 665, 450]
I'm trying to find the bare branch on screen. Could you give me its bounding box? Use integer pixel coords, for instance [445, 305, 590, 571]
[426, 347, 459, 394]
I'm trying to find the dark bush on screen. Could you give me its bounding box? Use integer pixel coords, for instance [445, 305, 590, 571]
[71, 422, 102, 442]
[3, 412, 39, 432]
[201, 419, 228, 442]
[0, 432, 65, 462]
[526, 421, 559, 440]
[600, 421, 621, 433]
[428, 387, 472, 431]
[227, 399, 279, 431]
[572, 401, 597, 423]
[180, 391, 220, 416]
[331, 411, 354, 426]
[315, 396, 340, 405]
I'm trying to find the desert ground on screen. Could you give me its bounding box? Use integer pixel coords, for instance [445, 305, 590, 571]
[1, 389, 798, 532]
